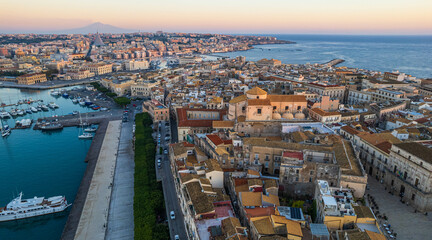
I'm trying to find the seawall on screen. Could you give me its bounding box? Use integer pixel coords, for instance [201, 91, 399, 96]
[61, 120, 109, 240]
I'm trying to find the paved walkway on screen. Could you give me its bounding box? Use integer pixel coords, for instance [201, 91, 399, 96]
[106, 115, 135, 240]
[366, 177, 432, 240]
[74, 121, 121, 240]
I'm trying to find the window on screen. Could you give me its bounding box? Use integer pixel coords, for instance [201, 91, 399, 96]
[273, 106, 276, 110]
[242, 106, 245, 111]
[411, 194, 416, 201]
[257, 109, 262, 114]
[310, 171, 314, 175]
[256, 96, 259, 99]
[297, 106, 301, 110]
[415, 178, 419, 187]
[285, 106, 288, 110]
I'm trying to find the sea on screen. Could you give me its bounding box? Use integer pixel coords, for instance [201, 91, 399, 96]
[0, 87, 96, 240]
[214, 34, 432, 79]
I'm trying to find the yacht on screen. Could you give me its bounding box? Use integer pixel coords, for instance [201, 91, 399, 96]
[41, 105, 49, 111]
[0, 192, 71, 222]
[17, 109, 25, 116]
[72, 99, 78, 104]
[84, 125, 98, 132]
[1, 121, 10, 137]
[0, 111, 11, 119]
[31, 107, 38, 113]
[50, 90, 61, 97]
[78, 132, 93, 139]
[10, 109, 18, 117]
[25, 109, 32, 114]
[48, 102, 59, 109]
[79, 100, 86, 106]
[39, 122, 63, 131]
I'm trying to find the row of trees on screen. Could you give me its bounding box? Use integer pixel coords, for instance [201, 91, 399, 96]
[134, 113, 169, 240]
[90, 82, 132, 106]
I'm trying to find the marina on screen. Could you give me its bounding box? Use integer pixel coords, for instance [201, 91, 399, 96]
[0, 86, 120, 240]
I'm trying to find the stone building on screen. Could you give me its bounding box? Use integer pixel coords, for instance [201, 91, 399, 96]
[385, 142, 432, 212]
[17, 73, 47, 85]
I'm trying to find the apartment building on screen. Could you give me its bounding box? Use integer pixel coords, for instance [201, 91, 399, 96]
[142, 99, 169, 122]
[176, 108, 227, 142]
[315, 180, 381, 232]
[131, 81, 158, 97]
[82, 62, 113, 75]
[385, 142, 432, 212]
[308, 108, 341, 124]
[347, 89, 373, 105]
[306, 83, 345, 100]
[371, 88, 407, 102]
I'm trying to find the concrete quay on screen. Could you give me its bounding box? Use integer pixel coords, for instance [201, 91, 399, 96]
[73, 120, 121, 240]
[61, 120, 121, 240]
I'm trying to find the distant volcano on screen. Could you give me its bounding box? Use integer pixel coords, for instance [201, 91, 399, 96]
[53, 22, 136, 34]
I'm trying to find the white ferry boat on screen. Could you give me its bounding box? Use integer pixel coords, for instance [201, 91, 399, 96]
[0, 192, 71, 222]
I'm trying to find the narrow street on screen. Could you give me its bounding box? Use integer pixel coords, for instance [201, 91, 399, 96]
[155, 120, 187, 239]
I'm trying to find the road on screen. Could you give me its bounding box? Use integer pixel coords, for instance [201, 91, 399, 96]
[155, 120, 187, 240]
[106, 109, 135, 240]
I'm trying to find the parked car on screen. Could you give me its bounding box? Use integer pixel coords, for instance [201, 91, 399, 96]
[170, 211, 175, 220]
[164, 149, 168, 155]
[174, 235, 179, 240]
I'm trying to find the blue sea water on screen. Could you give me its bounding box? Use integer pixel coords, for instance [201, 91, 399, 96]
[0, 87, 96, 240]
[217, 35, 432, 78]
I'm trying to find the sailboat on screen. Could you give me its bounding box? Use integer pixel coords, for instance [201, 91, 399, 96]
[78, 112, 92, 139]
[1, 119, 11, 137]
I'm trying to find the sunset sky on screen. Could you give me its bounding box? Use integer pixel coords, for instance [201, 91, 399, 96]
[1, 0, 431, 34]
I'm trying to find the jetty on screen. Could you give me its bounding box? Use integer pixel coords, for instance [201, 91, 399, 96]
[322, 58, 345, 67]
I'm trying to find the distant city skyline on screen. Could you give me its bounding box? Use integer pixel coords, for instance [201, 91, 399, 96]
[1, 0, 432, 35]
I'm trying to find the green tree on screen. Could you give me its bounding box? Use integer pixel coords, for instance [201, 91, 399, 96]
[114, 97, 131, 106]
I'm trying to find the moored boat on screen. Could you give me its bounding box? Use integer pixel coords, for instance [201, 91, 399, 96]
[0, 192, 71, 222]
[39, 122, 63, 131]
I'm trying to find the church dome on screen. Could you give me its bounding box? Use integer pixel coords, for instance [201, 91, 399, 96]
[272, 113, 281, 119]
[282, 112, 294, 119]
[295, 112, 305, 119]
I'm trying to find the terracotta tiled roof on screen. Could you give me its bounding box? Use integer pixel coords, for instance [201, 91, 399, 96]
[268, 95, 307, 103]
[207, 134, 224, 146]
[212, 120, 235, 128]
[247, 99, 271, 106]
[341, 125, 360, 135]
[246, 87, 267, 95]
[310, 108, 341, 116]
[240, 192, 262, 207]
[229, 95, 247, 104]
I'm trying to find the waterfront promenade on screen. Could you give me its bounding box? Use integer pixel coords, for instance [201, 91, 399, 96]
[106, 110, 135, 240]
[73, 120, 121, 240]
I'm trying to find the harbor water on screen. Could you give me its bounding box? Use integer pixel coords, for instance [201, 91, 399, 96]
[0, 87, 97, 240]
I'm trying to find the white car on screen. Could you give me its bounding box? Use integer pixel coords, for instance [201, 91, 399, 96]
[170, 211, 175, 220]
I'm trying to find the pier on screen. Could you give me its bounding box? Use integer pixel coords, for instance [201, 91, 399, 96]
[322, 58, 345, 67]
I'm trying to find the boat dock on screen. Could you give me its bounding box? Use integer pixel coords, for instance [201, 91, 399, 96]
[33, 111, 119, 130]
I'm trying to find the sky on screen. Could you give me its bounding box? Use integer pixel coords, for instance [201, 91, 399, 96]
[1, 0, 432, 34]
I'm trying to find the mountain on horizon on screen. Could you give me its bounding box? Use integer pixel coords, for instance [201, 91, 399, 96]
[52, 22, 137, 34]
